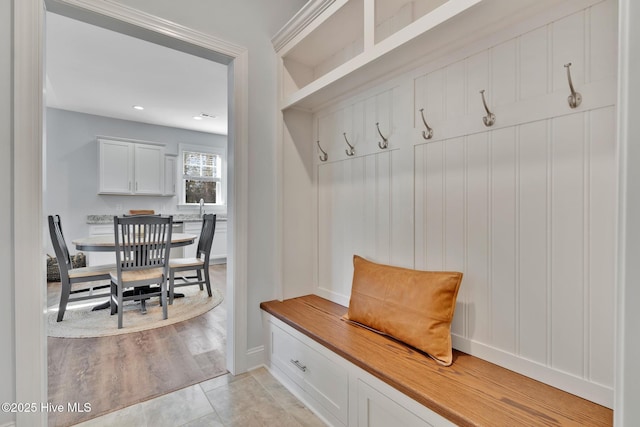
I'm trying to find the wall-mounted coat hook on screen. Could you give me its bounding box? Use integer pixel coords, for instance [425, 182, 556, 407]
[317, 140, 328, 162]
[564, 63, 582, 109]
[419, 108, 433, 140]
[376, 122, 388, 149]
[480, 90, 496, 127]
[343, 133, 355, 156]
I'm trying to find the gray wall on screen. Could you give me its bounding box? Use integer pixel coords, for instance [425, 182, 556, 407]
[0, 1, 14, 426]
[45, 107, 226, 251]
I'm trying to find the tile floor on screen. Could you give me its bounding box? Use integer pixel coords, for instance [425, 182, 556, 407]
[74, 367, 326, 427]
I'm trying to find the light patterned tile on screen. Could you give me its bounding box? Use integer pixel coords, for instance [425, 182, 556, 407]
[180, 412, 225, 427]
[199, 371, 250, 393]
[205, 375, 303, 427]
[73, 403, 147, 427]
[141, 384, 214, 427]
[250, 367, 327, 427]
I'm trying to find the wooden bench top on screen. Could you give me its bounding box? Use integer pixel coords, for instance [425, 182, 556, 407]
[261, 295, 612, 427]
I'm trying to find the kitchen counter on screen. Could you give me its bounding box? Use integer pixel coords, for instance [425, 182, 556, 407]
[87, 214, 226, 224]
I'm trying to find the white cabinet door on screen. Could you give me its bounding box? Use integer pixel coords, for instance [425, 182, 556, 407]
[183, 222, 201, 259]
[98, 138, 166, 195]
[270, 320, 349, 426]
[98, 139, 134, 194]
[164, 155, 177, 196]
[183, 219, 226, 262]
[134, 144, 164, 195]
[357, 380, 433, 427]
[211, 220, 227, 263]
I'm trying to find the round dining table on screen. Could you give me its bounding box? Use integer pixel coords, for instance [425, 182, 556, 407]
[72, 232, 197, 252]
[71, 232, 197, 311]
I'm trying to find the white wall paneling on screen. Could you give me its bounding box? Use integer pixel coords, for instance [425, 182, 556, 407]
[315, 84, 413, 305]
[282, 109, 315, 300]
[312, 0, 617, 408]
[317, 152, 401, 305]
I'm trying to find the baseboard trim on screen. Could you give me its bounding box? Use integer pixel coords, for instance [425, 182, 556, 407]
[246, 345, 265, 371]
[452, 335, 613, 408]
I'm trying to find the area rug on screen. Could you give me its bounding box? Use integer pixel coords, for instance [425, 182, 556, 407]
[47, 286, 223, 338]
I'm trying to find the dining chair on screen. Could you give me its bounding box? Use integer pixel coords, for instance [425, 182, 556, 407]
[48, 215, 115, 322]
[169, 214, 216, 304]
[110, 214, 173, 329]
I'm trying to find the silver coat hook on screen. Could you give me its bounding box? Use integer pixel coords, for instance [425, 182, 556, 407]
[317, 140, 328, 162]
[343, 133, 355, 156]
[376, 122, 388, 149]
[419, 108, 433, 139]
[480, 90, 496, 127]
[564, 63, 582, 109]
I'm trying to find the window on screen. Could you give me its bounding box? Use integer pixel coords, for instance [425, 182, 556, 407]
[179, 144, 226, 206]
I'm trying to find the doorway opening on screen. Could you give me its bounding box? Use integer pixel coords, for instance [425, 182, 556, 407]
[43, 7, 236, 424]
[13, 0, 249, 424]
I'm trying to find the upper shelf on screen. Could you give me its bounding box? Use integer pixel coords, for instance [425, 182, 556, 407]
[273, 0, 571, 111]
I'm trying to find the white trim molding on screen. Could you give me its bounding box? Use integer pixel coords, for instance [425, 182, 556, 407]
[616, 0, 640, 424]
[271, 0, 335, 52]
[246, 346, 265, 371]
[14, 0, 47, 425]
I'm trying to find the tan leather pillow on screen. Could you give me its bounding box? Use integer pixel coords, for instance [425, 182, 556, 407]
[345, 255, 463, 366]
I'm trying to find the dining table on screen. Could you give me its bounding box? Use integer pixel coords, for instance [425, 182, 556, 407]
[72, 232, 197, 252]
[72, 232, 198, 311]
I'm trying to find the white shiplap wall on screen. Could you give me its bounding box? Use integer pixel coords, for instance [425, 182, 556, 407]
[313, 0, 616, 407]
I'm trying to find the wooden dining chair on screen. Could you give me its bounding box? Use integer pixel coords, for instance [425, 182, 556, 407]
[48, 215, 115, 322]
[169, 214, 216, 304]
[110, 215, 173, 329]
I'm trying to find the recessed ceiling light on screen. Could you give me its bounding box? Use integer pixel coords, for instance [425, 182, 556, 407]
[132, 105, 144, 110]
[194, 113, 217, 120]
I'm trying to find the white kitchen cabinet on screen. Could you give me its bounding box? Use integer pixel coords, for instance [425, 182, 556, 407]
[133, 143, 164, 194]
[98, 139, 134, 194]
[183, 222, 201, 259]
[86, 224, 116, 267]
[184, 219, 227, 263]
[164, 154, 177, 196]
[98, 137, 165, 195]
[210, 220, 227, 264]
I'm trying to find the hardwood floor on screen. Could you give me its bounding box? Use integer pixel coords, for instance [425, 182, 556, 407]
[47, 265, 228, 427]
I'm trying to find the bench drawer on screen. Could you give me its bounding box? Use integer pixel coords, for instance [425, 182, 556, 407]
[357, 379, 433, 427]
[270, 322, 307, 388]
[270, 320, 349, 425]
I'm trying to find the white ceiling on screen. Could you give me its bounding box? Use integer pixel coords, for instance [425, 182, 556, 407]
[45, 12, 228, 135]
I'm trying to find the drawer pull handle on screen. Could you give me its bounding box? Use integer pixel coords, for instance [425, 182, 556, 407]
[290, 359, 307, 372]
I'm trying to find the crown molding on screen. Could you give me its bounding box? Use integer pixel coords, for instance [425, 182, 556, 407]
[46, 0, 246, 60]
[271, 0, 335, 53]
